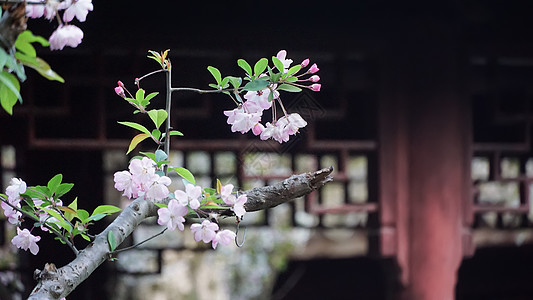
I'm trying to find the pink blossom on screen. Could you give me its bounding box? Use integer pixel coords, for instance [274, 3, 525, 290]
[220, 184, 234, 202]
[11, 228, 41, 255]
[114, 86, 125, 98]
[301, 58, 310, 68]
[146, 176, 171, 201]
[62, 0, 93, 22]
[285, 113, 307, 135]
[49, 25, 84, 51]
[308, 63, 319, 74]
[1, 201, 21, 225]
[157, 199, 188, 231]
[129, 157, 157, 188]
[6, 178, 26, 202]
[190, 220, 219, 243]
[232, 195, 248, 219]
[276, 50, 293, 72]
[309, 75, 320, 82]
[310, 83, 321, 91]
[113, 171, 139, 199]
[174, 183, 202, 209]
[224, 107, 262, 134]
[26, 3, 45, 18]
[212, 229, 236, 249]
[243, 87, 278, 112]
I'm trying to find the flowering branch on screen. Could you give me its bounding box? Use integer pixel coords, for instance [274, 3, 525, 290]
[28, 167, 333, 299]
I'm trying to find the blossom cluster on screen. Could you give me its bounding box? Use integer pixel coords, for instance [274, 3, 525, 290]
[113, 157, 247, 249]
[1, 178, 41, 255]
[26, 0, 93, 50]
[113, 157, 171, 201]
[155, 182, 247, 249]
[224, 50, 321, 143]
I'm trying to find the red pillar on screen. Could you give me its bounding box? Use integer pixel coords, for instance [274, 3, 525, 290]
[378, 25, 471, 299]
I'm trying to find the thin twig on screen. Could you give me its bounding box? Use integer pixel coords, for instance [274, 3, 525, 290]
[112, 228, 167, 254]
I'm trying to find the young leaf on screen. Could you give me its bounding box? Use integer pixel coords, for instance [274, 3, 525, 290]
[81, 233, 91, 241]
[126, 133, 150, 154]
[92, 205, 122, 216]
[135, 89, 145, 102]
[55, 183, 74, 198]
[207, 66, 222, 86]
[237, 59, 253, 76]
[47, 174, 63, 195]
[216, 179, 222, 194]
[143, 92, 159, 103]
[154, 149, 168, 162]
[277, 83, 302, 92]
[118, 121, 151, 135]
[108, 230, 117, 252]
[172, 167, 196, 184]
[285, 64, 302, 77]
[254, 58, 268, 76]
[243, 79, 269, 91]
[168, 130, 183, 136]
[147, 109, 168, 129]
[86, 213, 106, 223]
[272, 56, 285, 73]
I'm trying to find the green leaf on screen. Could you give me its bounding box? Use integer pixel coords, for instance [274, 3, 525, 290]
[207, 66, 222, 86]
[118, 121, 151, 135]
[92, 205, 122, 216]
[254, 58, 268, 76]
[143, 92, 158, 104]
[168, 130, 183, 136]
[135, 89, 145, 102]
[86, 213, 106, 223]
[55, 183, 74, 198]
[139, 152, 156, 161]
[47, 174, 62, 195]
[226, 76, 242, 89]
[151, 129, 161, 141]
[41, 207, 72, 232]
[126, 133, 150, 154]
[272, 56, 285, 73]
[172, 167, 195, 184]
[243, 79, 269, 91]
[0, 71, 21, 114]
[277, 83, 302, 92]
[16, 54, 63, 83]
[285, 64, 302, 77]
[76, 209, 89, 222]
[81, 233, 91, 241]
[16, 30, 49, 48]
[108, 230, 117, 252]
[237, 59, 253, 76]
[285, 76, 298, 83]
[147, 109, 167, 129]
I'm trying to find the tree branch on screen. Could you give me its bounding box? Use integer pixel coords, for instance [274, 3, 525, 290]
[28, 167, 333, 299]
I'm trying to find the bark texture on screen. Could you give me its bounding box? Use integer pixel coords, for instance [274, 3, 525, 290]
[28, 167, 333, 299]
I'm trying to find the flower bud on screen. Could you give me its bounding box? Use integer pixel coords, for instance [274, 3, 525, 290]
[301, 58, 310, 67]
[117, 80, 124, 87]
[114, 86, 125, 97]
[310, 75, 320, 82]
[252, 123, 264, 136]
[310, 84, 321, 92]
[309, 63, 319, 74]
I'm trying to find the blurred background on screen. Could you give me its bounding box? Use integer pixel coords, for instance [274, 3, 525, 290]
[2, 1, 533, 299]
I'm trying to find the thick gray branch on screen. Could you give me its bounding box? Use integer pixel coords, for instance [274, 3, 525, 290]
[28, 167, 333, 299]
